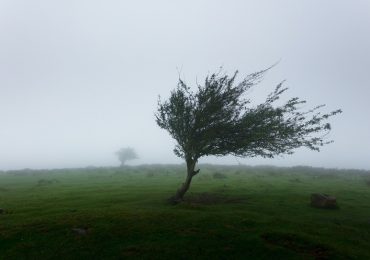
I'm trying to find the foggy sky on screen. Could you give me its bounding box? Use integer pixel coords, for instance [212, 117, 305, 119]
[1, 0, 369, 170]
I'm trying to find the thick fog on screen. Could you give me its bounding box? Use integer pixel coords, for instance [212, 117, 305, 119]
[0, 0, 369, 170]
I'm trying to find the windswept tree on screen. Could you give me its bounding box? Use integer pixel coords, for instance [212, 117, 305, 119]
[156, 68, 341, 203]
[116, 147, 138, 167]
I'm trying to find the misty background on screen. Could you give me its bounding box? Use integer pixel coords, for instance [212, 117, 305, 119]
[0, 0, 369, 170]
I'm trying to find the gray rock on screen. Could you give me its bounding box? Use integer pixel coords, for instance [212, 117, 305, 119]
[71, 228, 88, 236]
[311, 193, 338, 209]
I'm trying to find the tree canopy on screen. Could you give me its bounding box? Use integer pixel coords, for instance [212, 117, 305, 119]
[116, 147, 138, 167]
[155, 68, 341, 202]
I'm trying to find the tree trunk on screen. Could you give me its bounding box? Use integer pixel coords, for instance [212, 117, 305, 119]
[168, 159, 199, 204]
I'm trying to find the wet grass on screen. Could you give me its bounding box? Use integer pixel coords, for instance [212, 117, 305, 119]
[0, 165, 370, 259]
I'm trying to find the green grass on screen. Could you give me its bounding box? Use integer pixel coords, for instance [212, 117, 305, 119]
[1, 165, 370, 259]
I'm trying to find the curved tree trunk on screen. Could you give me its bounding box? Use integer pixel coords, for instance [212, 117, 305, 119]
[168, 159, 199, 204]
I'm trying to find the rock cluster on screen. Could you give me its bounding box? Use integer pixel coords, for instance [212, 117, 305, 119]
[311, 193, 338, 209]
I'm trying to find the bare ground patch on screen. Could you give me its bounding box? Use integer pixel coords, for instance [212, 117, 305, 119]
[183, 192, 247, 205]
[262, 232, 334, 259]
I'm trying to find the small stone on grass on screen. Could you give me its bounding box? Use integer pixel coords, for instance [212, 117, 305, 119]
[311, 193, 338, 209]
[71, 228, 89, 236]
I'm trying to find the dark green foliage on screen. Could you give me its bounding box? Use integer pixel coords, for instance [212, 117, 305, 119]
[155, 68, 341, 200]
[156, 68, 341, 161]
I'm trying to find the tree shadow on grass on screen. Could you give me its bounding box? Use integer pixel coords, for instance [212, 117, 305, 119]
[182, 192, 247, 205]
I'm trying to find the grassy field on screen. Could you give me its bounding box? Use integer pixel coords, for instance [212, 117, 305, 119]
[1, 165, 370, 259]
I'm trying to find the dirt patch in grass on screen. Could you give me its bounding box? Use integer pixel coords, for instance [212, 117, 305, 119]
[289, 178, 302, 183]
[176, 227, 201, 236]
[37, 179, 59, 186]
[122, 246, 142, 257]
[262, 232, 333, 259]
[183, 192, 247, 205]
[146, 172, 155, 178]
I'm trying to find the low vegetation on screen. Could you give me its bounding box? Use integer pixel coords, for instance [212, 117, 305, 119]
[0, 165, 370, 259]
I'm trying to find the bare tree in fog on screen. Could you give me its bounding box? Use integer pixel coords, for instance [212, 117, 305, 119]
[115, 147, 138, 167]
[156, 68, 342, 204]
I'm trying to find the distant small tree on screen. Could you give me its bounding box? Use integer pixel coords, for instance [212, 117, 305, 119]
[156, 68, 341, 203]
[116, 147, 138, 167]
